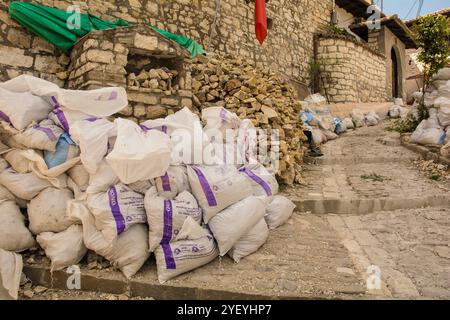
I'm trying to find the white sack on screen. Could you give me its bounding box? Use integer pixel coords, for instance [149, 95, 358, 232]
[0, 168, 54, 200]
[323, 130, 338, 140]
[441, 141, 450, 158]
[208, 196, 267, 256]
[433, 68, 450, 81]
[153, 165, 190, 199]
[0, 185, 15, 202]
[154, 225, 218, 283]
[67, 201, 149, 278]
[37, 225, 87, 271]
[311, 129, 327, 145]
[187, 165, 253, 223]
[87, 184, 146, 245]
[265, 195, 296, 229]
[127, 180, 153, 194]
[342, 118, 354, 130]
[438, 105, 450, 127]
[239, 163, 278, 198]
[4, 149, 32, 173]
[14, 119, 63, 152]
[228, 219, 269, 263]
[202, 107, 241, 137]
[0, 249, 23, 300]
[364, 111, 380, 126]
[28, 188, 74, 235]
[87, 160, 119, 194]
[352, 110, 365, 128]
[106, 118, 171, 184]
[144, 187, 202, 252]
[68, 164, 89, 192]
[0, 87, 52, 130]
[48, 107, 91, 134]
[0, 200, 35, 252]
[70, 118, 117, 174]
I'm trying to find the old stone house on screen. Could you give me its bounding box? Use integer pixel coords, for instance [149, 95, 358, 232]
[0, 0, 416, 115]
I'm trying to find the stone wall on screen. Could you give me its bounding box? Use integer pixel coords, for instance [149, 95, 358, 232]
[0, 0, 333, 89]
[317, 35, 388, 103]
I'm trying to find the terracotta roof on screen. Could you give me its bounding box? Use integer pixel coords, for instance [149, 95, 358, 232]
[349, 15, 418, 49]
[405, 8, 450, 27]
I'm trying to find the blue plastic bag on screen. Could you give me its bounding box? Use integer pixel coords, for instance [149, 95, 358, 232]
[301, 111, 316, 124]
[44, 133, 76, 168]
[334, 118, 344, 135]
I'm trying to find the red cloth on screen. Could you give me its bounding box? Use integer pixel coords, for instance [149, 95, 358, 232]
[254, 0, 267, 45]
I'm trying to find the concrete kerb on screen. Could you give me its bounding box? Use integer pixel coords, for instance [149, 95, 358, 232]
[294, 195, 450, 215]
[23, 264, 346, 300]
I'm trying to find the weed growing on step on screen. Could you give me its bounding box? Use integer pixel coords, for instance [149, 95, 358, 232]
[386, 113, 420, 133]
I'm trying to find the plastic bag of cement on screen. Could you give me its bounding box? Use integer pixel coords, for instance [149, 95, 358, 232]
[127, 180, 153, 195]
[70, 118, 117, 174]
[44, 133, 79, 169]
[411, 120, 446, 145]
[0, 249, 23, 300]
[141, 107, 206, 165]
[144, 187, 202, 252]
[441, 141, 450, 158]
[436, 80, 450, 99]
[48, 106, 92, 134]
[106, 118, 171, 184]
[342, 118, 355, 130]
[67, 201, 149, 278]
[68, 164, 89, 192]
[87, 160, 120, 194]
[239, 163, 278, 198]
[228, 219, 269, 263]
[208, 196, 267, 256]
[3, 149, 34, 174]
[0, 168, 56, 200]
[0, 201, 35, 252]
[437, 105, 450, 127]
[87, 184, 146, 245]
[352, 110, 365, 128]
[14, 119, 64, 152]
[153, 165, 190, 199]
[265, 195, 296, 230]
[334, 118, 346, 134]
[202, 107, 241, 137]
[304, 93, 326, 106]
[311, 128, 327, 145]
[187, 165, 253, 223]
[154, 224, 218, 283]
[28, 188, 74, 235]
[364, 111, 380, 127]
[0, 87, 52, 131]
[37, 225, 87, 271]
[433, 68, 450, 81]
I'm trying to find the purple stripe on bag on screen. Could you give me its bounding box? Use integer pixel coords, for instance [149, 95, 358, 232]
[161, 173, 171, 192]
[108, 186, 126, 235]
[161, 200, 173, 243]
[51, 97, 70, 132]
[32, 124, 58, 141]
[108, 91, 118, 101]
[161, 243, 176, 270]
[191, 166, 217, 207]
[161, 125, 168, 134]
[240, 168, 272, 196]
[0, 111, 11, 124]
[220, 108, 227, 124]
[86, 118, 99, 122]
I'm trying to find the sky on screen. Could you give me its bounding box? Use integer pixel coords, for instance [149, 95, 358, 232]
[373, 0, 450, 20]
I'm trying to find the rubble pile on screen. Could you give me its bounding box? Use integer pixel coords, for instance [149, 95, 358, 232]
[0, 75, 297, 300]
[127, 67, 179, 92]
[188, 54, 305, 185]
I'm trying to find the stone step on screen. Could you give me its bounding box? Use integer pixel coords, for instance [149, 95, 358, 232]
[293, 195, 450, 215]
[305, 155, 418, 166]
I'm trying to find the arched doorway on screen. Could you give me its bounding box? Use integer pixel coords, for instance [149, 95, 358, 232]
[391, 47, 400, 98]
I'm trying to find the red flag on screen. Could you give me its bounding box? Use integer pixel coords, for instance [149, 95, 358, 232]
[255, 0, 267, 45]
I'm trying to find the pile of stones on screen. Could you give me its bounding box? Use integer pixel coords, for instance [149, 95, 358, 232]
[127, 67, 179, 92]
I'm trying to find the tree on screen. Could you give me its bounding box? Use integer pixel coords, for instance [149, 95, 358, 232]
[411, 14, 450, 121]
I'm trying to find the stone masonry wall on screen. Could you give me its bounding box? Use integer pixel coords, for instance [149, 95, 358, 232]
[0, 0, 333, 89]
[317, 36, 388, 103]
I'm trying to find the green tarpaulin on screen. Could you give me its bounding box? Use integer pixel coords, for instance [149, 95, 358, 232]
[8, 1, 205, 58]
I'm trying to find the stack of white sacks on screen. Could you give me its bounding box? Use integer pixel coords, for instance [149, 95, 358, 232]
[409, 68, 450, 158]
[0, 75, 296, 298]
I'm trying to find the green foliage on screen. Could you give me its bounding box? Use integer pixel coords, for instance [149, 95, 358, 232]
[412, 14, 450, 86]
[327, 24, 351, 37]
[411, 14, 450, 124]
[386, 113, 421, 134]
